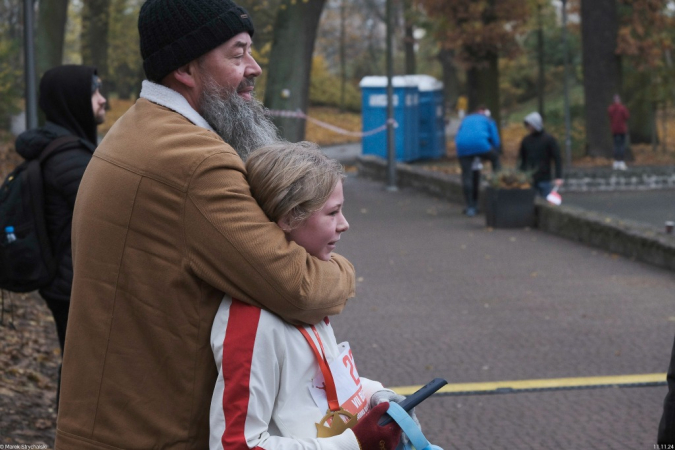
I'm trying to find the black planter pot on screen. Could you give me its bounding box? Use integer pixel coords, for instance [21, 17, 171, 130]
[485, 187, 536, 228]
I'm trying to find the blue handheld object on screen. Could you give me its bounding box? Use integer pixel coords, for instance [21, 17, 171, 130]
[386, 402, 443, 450]
[378, 377, 447, 426]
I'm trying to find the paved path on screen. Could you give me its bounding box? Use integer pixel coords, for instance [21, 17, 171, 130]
[563, 189, 675, 231]
[331, 174, 675, 449]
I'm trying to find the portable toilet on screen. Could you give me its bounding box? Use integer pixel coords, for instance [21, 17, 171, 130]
[404, 75, 445, 160]
[359, 76, 419, 162]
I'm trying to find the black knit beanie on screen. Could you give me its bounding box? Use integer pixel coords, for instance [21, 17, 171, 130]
[139, 0, 255, 82]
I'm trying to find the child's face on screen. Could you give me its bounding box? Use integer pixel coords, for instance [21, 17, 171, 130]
[280, 180, 349, 261]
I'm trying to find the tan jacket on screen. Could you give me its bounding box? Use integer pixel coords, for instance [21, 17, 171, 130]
[55, 98, 355, 449]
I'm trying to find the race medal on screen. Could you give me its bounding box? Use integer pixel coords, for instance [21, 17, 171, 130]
[297, 325, 362, 438]
[315, 407, 358, 437]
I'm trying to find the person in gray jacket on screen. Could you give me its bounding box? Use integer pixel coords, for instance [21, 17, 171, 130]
[518, 112, 563, 197]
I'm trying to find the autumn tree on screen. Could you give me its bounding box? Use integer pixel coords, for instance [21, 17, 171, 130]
[0, 0, 23, 125]
[615, 0, 673, 146]
[315, 0, 387, 112]
[417, 0, 528, 129]
[236, 0, 283, 53]
[36, 0, 69, 78]
[436, 48, 460, 109]
[108, 0, 144, 98]
[264, 0, 327, 142]
[403, 0, 416, 74]
[580, 0, 621, 157]
[81, 0, 111, 94]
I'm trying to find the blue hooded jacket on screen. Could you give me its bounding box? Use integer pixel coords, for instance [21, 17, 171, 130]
[454, 113, 501, 157]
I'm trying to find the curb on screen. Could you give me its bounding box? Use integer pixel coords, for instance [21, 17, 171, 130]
[356, 155, 675, 272]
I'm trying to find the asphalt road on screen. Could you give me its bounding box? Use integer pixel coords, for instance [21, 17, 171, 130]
[331, 174, 675, 450]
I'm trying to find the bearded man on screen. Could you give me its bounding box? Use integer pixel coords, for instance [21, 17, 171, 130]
[55, 1, 355, 448]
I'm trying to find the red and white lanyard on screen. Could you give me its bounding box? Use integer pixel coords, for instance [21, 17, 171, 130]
[296, 325, 341, 412]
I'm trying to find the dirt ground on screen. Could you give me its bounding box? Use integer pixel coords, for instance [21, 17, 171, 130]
[0, 292, 59, 446]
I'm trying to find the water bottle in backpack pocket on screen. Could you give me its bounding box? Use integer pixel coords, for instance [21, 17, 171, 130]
[0, 135, 79, 292]
[0, 221, 50, 292]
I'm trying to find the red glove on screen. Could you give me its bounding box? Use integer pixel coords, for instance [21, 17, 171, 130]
[352, 402, 402, 450]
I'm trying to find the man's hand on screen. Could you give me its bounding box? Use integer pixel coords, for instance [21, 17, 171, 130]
[554, 178, 564, 187]
[352, 403, 401, 450]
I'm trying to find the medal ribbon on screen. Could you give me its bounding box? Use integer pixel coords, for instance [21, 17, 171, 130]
[297, 325, 341, 412]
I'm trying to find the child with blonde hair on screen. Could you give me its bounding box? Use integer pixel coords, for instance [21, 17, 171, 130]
[209, 142, 404, 450]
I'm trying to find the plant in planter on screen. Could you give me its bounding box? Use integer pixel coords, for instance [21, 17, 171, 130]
[484, 168, 536, 228]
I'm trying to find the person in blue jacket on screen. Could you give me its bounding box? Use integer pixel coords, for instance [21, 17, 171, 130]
[454, 106, 501, 216]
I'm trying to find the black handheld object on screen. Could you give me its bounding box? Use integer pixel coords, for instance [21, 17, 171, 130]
[378, 377, 448, 426]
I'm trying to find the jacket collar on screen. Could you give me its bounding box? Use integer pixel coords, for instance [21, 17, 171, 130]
[139, 80, 215, 132]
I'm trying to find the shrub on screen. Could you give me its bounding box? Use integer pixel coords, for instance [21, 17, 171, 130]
[0, 39, 22, 130]
[488, 168, 533, 189]
[309, 55, 361, 112]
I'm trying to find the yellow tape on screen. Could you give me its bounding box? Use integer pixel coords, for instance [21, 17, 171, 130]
[391, 373, 667, 396]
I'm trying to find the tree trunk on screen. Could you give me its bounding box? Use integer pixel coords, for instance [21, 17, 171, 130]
[264, 0, 326, 142]
[537, 3, 545, 120]
[624, 70, 657, 146]
[35, 0, 69, 78]
[437, 48, 459, 111]
[403, 0, 415, 74]
[466, 52, 501, 133]
[580, 0, 621, 157]
[81, 0, 110, 94]
[339, 0, 346, 112]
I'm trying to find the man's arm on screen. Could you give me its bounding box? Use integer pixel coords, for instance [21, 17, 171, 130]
[185, 152, 355, 325]
[518, 140, 527, 172]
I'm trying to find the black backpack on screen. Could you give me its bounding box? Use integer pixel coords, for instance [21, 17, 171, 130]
[0, 135, 81, 292]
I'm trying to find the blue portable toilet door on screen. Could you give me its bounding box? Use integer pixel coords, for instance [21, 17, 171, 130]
[360, 76, 420, 163]
[434, 89, 446, 159]
[361, 86, 389, 159]
[403, 75, 445, 160]
[402, 89, 419, 162]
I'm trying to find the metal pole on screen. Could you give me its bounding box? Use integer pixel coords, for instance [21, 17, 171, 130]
[537, 2, 545, 119]
[385, 0, 397, 191]
[24, 0, 38, 129]
[561, 0, 572, 167]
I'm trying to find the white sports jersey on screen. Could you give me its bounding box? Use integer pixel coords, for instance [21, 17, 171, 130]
[210, 297, 385, 450]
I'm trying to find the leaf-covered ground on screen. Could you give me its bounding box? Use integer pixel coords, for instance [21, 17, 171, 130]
[0, 292, 60, 447]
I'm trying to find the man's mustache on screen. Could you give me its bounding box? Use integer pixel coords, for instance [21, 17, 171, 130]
[237, 77, 255, 91]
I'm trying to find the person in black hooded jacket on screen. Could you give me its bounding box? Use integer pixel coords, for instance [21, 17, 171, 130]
[14, 65, 106, 354]
[518, 111, 563, 197]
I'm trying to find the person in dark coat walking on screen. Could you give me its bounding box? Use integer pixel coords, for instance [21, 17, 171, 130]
[658, 334, 675, 444]
[518, 112, 563, 197]
[13, 65, 106, 352]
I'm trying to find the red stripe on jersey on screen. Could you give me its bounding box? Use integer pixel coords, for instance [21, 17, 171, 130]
[221, 300, 262, 450]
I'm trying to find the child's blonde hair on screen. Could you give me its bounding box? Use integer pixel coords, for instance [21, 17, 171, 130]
[246, 141, 345, 229]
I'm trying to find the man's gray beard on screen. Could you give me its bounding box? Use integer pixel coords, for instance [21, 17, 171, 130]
[199, 77, 280, 160]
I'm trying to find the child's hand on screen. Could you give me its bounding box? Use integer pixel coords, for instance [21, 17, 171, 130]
[351, 403, 401, 450]
[369, 389, 421, 440]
